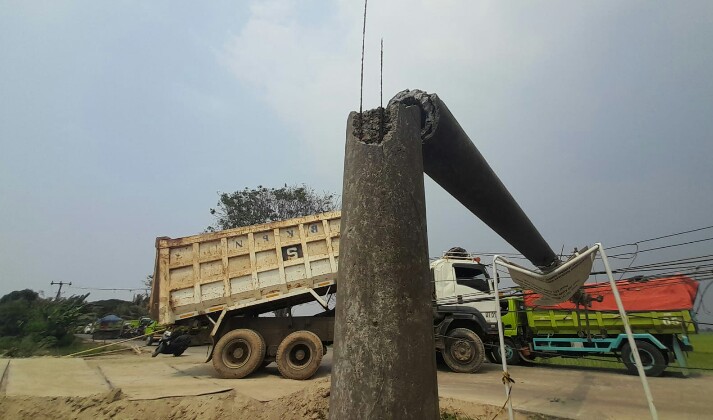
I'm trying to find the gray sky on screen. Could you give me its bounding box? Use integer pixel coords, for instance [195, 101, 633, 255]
[1, 1, 712, 321]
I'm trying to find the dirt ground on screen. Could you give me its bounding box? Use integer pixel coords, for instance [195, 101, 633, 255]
[0, 382, 527, 420]
[1, 342, 711, 419]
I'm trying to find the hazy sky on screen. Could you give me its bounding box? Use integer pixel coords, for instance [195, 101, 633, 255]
[1, 1, 712, 320]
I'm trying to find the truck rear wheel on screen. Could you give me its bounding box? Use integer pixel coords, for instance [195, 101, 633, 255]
[443, 328, 485, 373]
[276, 330, 323, 380]
[212, 329, 266, 379]
[621, 340, 666, 377]
[490, 338, 521, 365]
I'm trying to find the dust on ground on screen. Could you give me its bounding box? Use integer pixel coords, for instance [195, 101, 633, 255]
[0, 377, 540, 420]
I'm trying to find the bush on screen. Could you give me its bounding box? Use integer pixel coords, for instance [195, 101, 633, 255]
[0, 290, 89, 356]
[0, 300, 32, 336]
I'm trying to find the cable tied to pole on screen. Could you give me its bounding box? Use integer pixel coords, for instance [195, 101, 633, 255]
[489, 371, 515, 420]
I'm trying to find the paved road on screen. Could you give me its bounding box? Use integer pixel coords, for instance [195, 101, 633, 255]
[1, 345, 711, 419]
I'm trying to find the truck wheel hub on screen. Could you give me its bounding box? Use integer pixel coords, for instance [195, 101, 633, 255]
[288, 343, 312, 368]
[452, 340, 473, 361]
[223, 339, 251, 368]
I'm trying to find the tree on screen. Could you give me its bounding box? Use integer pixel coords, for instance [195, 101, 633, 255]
[0, 290, 40, 337]
[0, 289, 39, 305]
[143, 274, 153, 302]
[208, 184, 339, 317]
[208, 184, 340, 232]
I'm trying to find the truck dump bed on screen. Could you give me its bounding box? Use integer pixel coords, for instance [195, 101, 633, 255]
[522, 275, 699, 335]
[150, 212, 341, 325]
[525, 307, 697, 336]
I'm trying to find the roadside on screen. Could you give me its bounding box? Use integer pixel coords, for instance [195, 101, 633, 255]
[2, 344, 712, 419]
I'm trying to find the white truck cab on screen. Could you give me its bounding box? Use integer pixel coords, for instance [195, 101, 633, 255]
[431, 252, 498, 322]
[431, 248, 499, 373]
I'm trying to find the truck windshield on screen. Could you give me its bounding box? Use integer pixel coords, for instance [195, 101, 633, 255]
[454, 266, 490, 293]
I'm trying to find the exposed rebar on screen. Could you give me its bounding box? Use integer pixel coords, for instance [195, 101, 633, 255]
[379, 37, 384, 141]
[358, 0, 368, 139]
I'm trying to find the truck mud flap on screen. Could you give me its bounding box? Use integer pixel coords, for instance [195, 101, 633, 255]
[672, 336, 690, 377]
[204, 309, 226, 363]
[205, 336, 216, 363]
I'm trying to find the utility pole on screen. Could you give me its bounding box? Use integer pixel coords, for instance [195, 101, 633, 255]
[50, 281, 72, 300]
[330, 103, 439, 419]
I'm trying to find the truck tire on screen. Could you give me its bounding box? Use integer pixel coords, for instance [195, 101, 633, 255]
[212, 329, 266, 379]
[442, 328, 485, 373]
[621, 340, 666, 377]
[276, 330, 323, 380]
[490, 338, 521, 365]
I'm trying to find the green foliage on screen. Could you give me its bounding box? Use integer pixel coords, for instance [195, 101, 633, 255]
[43, 294, 90, 338]
[0, 336, 123, 357]
[0, 289, 39, 304]
[0, 299, 32, 336]
[143, 274, 153, 302]
[0, 290, 89, 357]
[208, 184, 340, 232]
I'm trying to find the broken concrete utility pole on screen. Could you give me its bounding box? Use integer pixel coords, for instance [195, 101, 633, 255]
[389, 90, 559, 271]
[330, 103, 439, 419]
[331, 89, 562, 419]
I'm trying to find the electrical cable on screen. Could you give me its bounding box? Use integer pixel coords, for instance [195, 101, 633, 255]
[609, 237, 713, 258]
[438, 224, 713, 263]
[606, 225, 713, 250]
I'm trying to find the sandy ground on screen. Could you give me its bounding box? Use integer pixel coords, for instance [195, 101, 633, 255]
[1, 342, 711, 419]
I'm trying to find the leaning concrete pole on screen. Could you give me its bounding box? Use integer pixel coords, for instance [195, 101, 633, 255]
[330, 103, 439, 419]
[390, 90, 559, 270]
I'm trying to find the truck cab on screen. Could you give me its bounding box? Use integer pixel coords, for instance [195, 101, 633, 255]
[431, 256, 498, 323]
[430, 249, 498, 373]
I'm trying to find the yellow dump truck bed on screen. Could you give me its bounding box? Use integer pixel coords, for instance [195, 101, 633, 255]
[150, 212, 341, 324]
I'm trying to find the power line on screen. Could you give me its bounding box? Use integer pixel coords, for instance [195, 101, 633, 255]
[606, 224, 713, 250]
[70, 285, 148, 292]
[450, 224, 713, 262]
[609, 237, 713, 258]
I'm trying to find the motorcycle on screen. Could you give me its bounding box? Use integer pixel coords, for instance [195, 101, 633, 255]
[151, 330, 192, 357]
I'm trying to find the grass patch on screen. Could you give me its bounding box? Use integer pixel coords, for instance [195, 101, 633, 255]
[687, 332, 713, 370]
[533, 332, 713, 374]
[44, 340, 127, 357]
[0, 335, 128, 357]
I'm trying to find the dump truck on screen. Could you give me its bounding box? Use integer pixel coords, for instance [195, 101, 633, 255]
[489, 275, 699, 377]
[150, 212, 505, 379]
[150, 212, 341, 380]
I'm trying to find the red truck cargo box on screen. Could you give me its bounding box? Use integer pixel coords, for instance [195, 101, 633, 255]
[524, 275, 699, 311]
